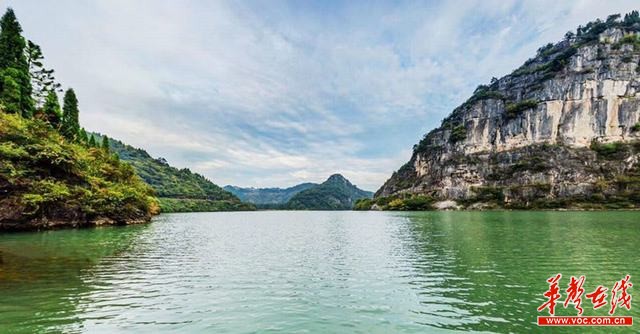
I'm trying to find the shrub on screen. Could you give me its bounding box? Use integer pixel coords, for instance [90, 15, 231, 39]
[380, 195, 434, 211]
[467, 85, 505, 103]
[386, 198, 405, 210]
[616, 34, 640, 51]
[401, 195, 434, 210]
[353, 198, 374, 210]
[590, 141, 629, 160]
[537, 43, 555, 57]
[546, 46, 577, 72]
[505, 99, 538, 119]
[449, 125, 467, 143]
[510, 155, 549, 174]
[470, 186, 505, 202]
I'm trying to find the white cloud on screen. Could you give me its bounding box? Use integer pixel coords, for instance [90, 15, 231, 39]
[7, 0, 639, 191]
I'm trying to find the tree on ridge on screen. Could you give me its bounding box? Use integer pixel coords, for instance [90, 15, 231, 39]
[0, 8, 33, 117]
[61, 88, 80, 140]
[40, 90, 61, 128]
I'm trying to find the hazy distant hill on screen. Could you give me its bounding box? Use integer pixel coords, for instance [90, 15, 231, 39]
[286, 174, 373, 210]
[224, 183, 316, 204]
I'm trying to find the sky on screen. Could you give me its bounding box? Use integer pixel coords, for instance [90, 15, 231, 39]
[4, 0, 639, 190]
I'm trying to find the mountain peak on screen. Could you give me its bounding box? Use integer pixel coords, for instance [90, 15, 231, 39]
[326, 173, 347, 182]
[286, 174, 373, 210]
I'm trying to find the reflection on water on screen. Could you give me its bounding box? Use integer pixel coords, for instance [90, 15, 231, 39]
[0, 211, 638, 333]
[398, 211, 639, 333]
[0, 224, 151, 333]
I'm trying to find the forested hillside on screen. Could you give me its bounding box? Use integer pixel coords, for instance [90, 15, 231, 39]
[94, 134, 254, 212]
[0, 8, 158, 230]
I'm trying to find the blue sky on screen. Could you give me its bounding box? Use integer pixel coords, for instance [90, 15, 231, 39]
[7, 0, 639, 190]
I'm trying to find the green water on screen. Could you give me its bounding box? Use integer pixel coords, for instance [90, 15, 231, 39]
[0, 211, 638, 333]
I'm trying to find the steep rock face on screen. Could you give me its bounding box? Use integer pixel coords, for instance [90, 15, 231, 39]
[377, 23, 640, 208]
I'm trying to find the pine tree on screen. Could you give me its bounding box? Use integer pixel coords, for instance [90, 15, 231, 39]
[0, 68, 21, 113]
[0, 9, 24, 69]
[61, 88, 79, 140]
[0, 8, 33, 117]
[88, 135, 96, 147]
[101, 135, 110, 151]
[624, 10, 640, 26]
[41, 90, 61, 128]
[78, 128, 89, 143]
[26, 40, 60, 107]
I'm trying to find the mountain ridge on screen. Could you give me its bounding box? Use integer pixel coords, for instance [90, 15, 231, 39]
[91, 133, 255, 213]
[224, 183, 317, 204]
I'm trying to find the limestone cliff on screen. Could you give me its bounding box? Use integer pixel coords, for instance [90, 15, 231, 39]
[376, 14, 640, 209]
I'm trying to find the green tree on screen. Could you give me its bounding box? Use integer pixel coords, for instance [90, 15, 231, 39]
[26, 40, 60, 107]
[606, 14, 621, 24]
[564, 31, 575, 40]
[88, 134, 96, 147]
[40, 90, 61, 128]
[101, 135, 110, 151]
[0, 9, 25, 69]
[61, 88, 79, 140]
[0, 68, 21, 113]
[0, 8, 33, 117]
[624, 10, 640, 26]
[78, 128, 88, 143]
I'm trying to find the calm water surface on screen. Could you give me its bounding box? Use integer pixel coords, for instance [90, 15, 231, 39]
[0, 211, 638, 333]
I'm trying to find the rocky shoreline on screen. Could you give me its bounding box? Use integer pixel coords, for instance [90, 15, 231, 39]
[0, 215, 153, 232]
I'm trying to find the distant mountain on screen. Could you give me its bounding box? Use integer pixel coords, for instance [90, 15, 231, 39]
[224, 183, 317, 204]
[92, 134, 254, 213]
[286, 174, 373, 210]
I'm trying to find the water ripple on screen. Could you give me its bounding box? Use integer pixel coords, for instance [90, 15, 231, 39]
[1, 211, 639, 333]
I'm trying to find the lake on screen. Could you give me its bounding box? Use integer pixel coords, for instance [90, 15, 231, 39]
[0, 211, 638, 333]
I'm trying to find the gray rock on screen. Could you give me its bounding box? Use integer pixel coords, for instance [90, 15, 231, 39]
[377, 27, 640, 209]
